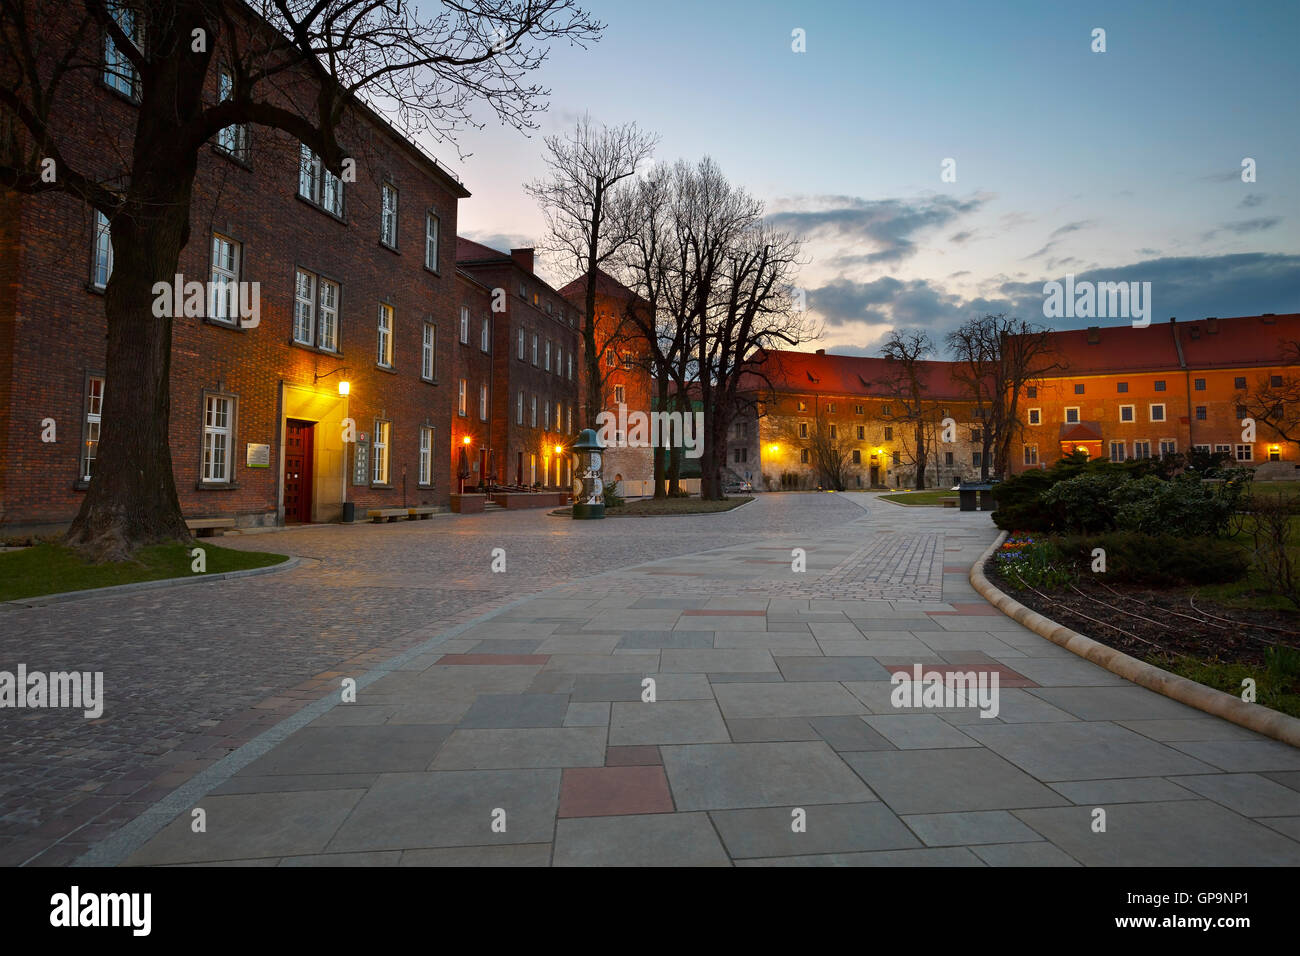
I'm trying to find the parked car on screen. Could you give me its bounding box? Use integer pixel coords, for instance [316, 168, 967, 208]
[724, 479, 754, 493]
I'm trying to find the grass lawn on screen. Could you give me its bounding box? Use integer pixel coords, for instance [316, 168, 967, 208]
[0, 542, 288, 602]
[552, 495, 753, 517]
[879, 490, 959, 507]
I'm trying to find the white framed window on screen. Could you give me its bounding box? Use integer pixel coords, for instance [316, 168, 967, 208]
[1133, 440, 1152, 460]
[381, 182, 398, 247]
[545, 340, 551, 371]
[517, 391, 524, 425]
[216, 67, 249, 160]
[82, 375, 105, 481]
[531, 395, 538, 427]
[1214, 443, 1231, 455]
[606, 350, 617, 368]
[298, 144, 343, 216]
[1149, 403, 1166, 422]
[418, 426, 433, 486]
[425, 212, 439, 271]
[294, 269, 315, 344]
[1159, 439, 1177, 457]
[209, 233, 240, 322]
[1119, 404, 1135, 423]
[460, 306, 470, 344]
[458, 379, 467, 416]
[377, 302, 393, 367]
[480, 383, 489, 421]
[372, 420, 390, 484]
[422, 322, 436, 381]
[481, 315, 491, 352]
[1065, 406, 1080, 424]
[293, 269, 340, 351]
[530, 453, 536, 485]
[614, 385, 625, 404]
[1028, 408, 1041, 425]
[103, 2, 141, 99]
[567, 353, 573, 380]
[517, 327, 525, 360]
[556, 402, 563, 430]
[532, 334, 539, 365]
[1109, 441, 1126, 462]
[881, 403, 891, 416]
[1236, 444, 1253, 461]
[202, 394, 234, 483]
[543, 399, 550, 430]
[557, 345, 563, 375]
[1193, 443, 1211, 453]
[91, 211, 113, 288]
[1023, 444, 1038, 466]
[317, 278, 338, 352]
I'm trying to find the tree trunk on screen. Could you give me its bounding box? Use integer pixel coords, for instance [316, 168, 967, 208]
[913, 422, 927, 490]
[582, 185, 603, 429]
[653, 379, 669, 497]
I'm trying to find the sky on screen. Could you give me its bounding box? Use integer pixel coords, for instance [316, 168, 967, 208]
[418, 0, 1299, 357]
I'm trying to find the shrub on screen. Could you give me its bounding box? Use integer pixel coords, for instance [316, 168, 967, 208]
[1056, 532, 1249, 587]
[603, 478, 624, 508]
[991, 535, 1077, 589]
[1249, 493, 1300, 608]
[1042, 473, 1125, 534]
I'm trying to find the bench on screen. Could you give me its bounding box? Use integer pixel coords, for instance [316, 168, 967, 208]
[367, 508, 409, 523]
[941, 497, 959, 508]
[186, 517, 235, 537]
[407, 507, 437, 520]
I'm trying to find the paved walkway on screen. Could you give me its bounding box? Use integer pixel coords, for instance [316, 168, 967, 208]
[91, 495, 1300, 866]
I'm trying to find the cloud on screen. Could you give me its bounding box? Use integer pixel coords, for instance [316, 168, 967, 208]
[464, 231, 539, 254]
[766, 193, 986, 264]
[1239, 193, 1265, 209]
[1026, 219, 1097, 260]
[1201, 217, 1281, 241]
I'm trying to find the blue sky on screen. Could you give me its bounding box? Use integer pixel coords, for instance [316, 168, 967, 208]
[433, 0, 1299, 355]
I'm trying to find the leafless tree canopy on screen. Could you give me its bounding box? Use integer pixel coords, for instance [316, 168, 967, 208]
[1238, 339, 1300, 449]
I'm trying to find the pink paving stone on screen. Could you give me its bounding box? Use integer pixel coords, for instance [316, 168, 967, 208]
[433, 654, 550, 665]
[605, 745, 662, 767]
[558, 765, 675, 818]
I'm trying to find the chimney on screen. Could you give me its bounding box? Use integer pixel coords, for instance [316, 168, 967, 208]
[1263, 313, 1277, 324]
[510, 247, 535, 273]
[1168, 316, 1176, 324]
[1086, 326, 1100, 344]
[815, 348, 825, 355]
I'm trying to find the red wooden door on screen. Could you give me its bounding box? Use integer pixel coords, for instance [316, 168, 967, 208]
[284, 419, 314, 523]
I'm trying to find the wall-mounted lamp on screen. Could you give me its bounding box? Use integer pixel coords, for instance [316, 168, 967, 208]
[462, 435, 472, 445]
[314, 366, 351, 396]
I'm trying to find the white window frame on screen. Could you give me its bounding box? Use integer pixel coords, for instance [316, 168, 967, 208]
[422, 322, 436, 381]
[418, 426, 433, 486]
[202, 393, 234, 484]
[531, 395, 538, 427]
[545, 340, 551, 371]
[460, 305, 470, 344]
[1028, 407, 1041, 425]
[372, 420, 390, 484]
[1235, 444, 1253, 462]
[1133, 440, 1152, 460]
[532, 334, 539, 366]
[1023, 444, 1038, 466]
[458, 379, 467, 417]
[294, 269, 316, 345]
[567, 353, 573, 380]
[614, 385, 625, 404]
[103, 2, 141, 99]
[517, 327, 525, 360]
[1064, 406, 1080, 424]
[298, 144, 344, 216]
[381, 182, 399, 248]
[216, 67, 249, 160]
[1109, 441, 1126, 462]
[480, 383, 489, 421]
[425, 212, 440, 271]
[1119, 404, 1135, 423]
[1159, 439, 1177, 457]
[481, 315, 491, 353]
[92, 211, 113, 289]
[1149, 403, 1166, 423]
[82, 375, 105, 482]
[517, 391, 524, 425]
[209, 233, 240, 323]
[377, 302, 393, 368]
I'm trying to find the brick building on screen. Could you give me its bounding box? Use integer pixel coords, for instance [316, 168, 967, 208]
[1009, 313, 1300, 474]
[0, 4, 470, 533]
[454, 239, 580, 490]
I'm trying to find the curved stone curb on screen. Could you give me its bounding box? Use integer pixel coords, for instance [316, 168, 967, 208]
[970, 531, 1300, 748]
[546, 496, 758, 518]
[2, 555, 300, 609]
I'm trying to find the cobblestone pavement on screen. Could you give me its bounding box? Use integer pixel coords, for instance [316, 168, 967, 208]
[1, 491, 876, 866]
[97, 496, 1300, 866]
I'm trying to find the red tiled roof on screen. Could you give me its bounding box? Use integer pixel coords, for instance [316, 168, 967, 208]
[738, 349, 972, 400]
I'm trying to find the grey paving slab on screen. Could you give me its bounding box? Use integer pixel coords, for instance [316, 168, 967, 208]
[807, 716, 896, 752]
[467, 639, 546, 655]
[553, 813, 731, 866]
[735, 847, 983, 866]
[1013, 800, 1300, 866]
[430, 727, 607, 770]
[902, 810, 1043, 847]
[971, 842, 1081, 866]
[1167, 739, 1300, 772]
[1265, 771, 1300, 792]
[774, 656, 892, 682]
[609, 700, 731, 746]
[1048, 777, 1198, 805]
[239, 725, 455, 776]
[569, 674, 645, 701]
[279, 851, 402, 866]
[651, 673, 716, 700]
[399, 844, 553, 866]
[998, 658, 1129, 687]
[710, 802, 919, 858]
[713, 631, 822, 653]
[1171, 773, 1300, 817]
[964, 721, 1220, 781]
[989, 688, 1080, 724]
[459, 694, 570, 729]
[863, 715, 979, 749]
[615, 630, 715, 649]
[844, 749, 1067, 815]
[662, 742, 877, 810]
[713, 681, 869, 719]
[1027, 686, 1206, 722]
[660, 649, 778, 673]
[564, 702, 611, 727]
[725, 718, 820, 743]
[211, 772, 379, 796]
[327, 770, 560, 851]
[1116, 718, 1271, 742]
[1258, 817, 1300, 841]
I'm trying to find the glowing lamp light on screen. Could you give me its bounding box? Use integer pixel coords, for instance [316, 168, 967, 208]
[462, 435, 472, 445]
[769, 444, 779, 454]
[554, 445, 564, 455]
[337, 380, 350, 396]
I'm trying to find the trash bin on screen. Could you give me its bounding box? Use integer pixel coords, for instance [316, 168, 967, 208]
[342, 501, 355, 523]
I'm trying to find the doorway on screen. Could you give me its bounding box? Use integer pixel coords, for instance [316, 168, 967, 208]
[869, 464, 880, 486]
[285, 419, 315, 523]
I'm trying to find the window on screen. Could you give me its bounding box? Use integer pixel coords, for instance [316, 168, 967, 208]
[1065, 407, 1080, 424]
[380, 183, 398, 247]
[941, 408, 949, 417]
[1235, 404, 1248, 419]
[377, 303, 393, 367]
[856, 425, 865, 440]
[418, 426, 433, 485]
[425, 213, 440, 271]
[1154, 380, 1166, 392]
[1134, 440, 1152, 460]
[543, 400, 550, 430]
[1194, 443, 1211, 453]
[422, 323, 436, 381]
[827, 403, 836, 413]
[103, 2, 141, 98]
[557, 346, 563, 375]
[798, 401, 807, 412]
[209, 234, 240, 323]
[606, 350, 617, 367]
[372, 420, 390, 484]
[202, 394, 234, 483]
[1214, 443, 1231, 455]
[216, 68, 249, 160]
[972, 451, 983, 467]
[292, 269, 338, 351]
[798, 422, 808, 438]
[881, 404, 891, 416]
[800, 449, 810, 464]
[614, 385, 625, 404]
[1116, 382, 1128, 394]
[545, 300, 552, 315]
[884, 426, 893, 440]
[855, 405, 864, 415]
[892, 451, 901, 465]
[1026, 387, 1037, 399]
[459, 306, 470, 344]
[81, 376, 105, 481]
[481, 316, 491, 352]
[556, 402, 562, 430]
[532, 334, 539, 365]
[298, 145, 344, 217]
[519, 281, 527, 298]
[1109, 441, 1125, 463]
[530, 395, 537, 427]
[944, 451, 953, 466]
[1272, 375, 1285, 388]
[734, 447, 748, 464]
[457, 379, 467, 416]
[545, 340, 551, 371]
[1119, 405, 1134, 423]
[516, 392, 524, 425]
[1023, 444, 1038, 466]
[971, 428, 982, 443]
[1074, 384, 1085, 395]
[480, 383, 489, 421]
[852, 449, 861, 464]
[1149, 403, 1165, 422]
[567, 405, 573, 432]
[1234, 376, 1247, 389]
[1194, 378, 1206, 391]
[1160, 439, 1177, 457]
[91, 211, 113, 289]
[1195, 405, 1206, 421]
[829, 424, 837, 439]
[1028, 408, 1041, 425]
[567, 353, 573, 380]
[1236, 444, 1253, 462]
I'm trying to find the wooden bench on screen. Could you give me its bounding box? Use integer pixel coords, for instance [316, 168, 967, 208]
[367, 508, 409, 523]
[941, 497, 959, 508]
[407, 507, 438, 520]
[186, 517, 235, 537]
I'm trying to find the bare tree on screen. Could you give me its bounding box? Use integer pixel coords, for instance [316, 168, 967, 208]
[526, 114, 657, 428]
[879, 329, 937, 490]
[771, 401, 850, 490]
[0, 0, 602, 560]
[1237, 340, 1300, 450]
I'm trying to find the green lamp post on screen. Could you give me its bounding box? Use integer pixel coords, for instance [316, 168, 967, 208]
[571, 428, 605, 520]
